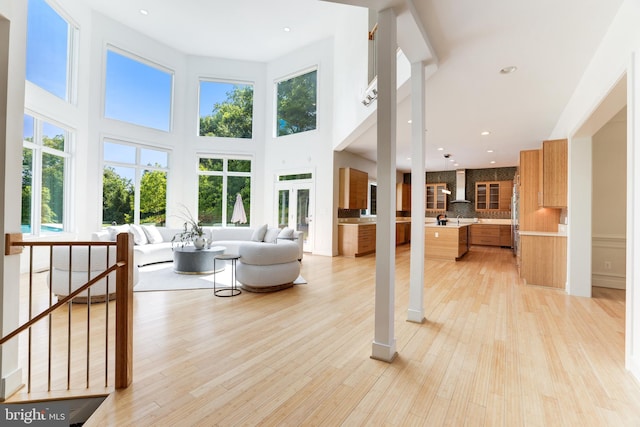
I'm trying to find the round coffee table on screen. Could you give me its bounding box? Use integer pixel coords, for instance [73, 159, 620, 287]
[173, 245, 226, 274]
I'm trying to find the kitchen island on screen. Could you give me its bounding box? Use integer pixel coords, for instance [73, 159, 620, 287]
[425, 223, 470, 261]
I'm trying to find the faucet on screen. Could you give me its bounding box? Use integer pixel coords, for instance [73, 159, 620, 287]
[457, 215, 462, 225]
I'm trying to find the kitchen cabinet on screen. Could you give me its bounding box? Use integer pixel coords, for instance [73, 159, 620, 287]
[396, 183, 411, 211]
[339, 168, 368, 209]
[469, 224, 512, 248]
[426, 183, 447, 212]
[338, 223, 376, 257]
[520, 235, 566, 288]
[396, 221, 411, 245]
[499, 225, 512, 247]
[519, 150, 560, 232]
[541, 139, 568, 208]
[475, 181, 513, 211]
[425, 225, 469, 261]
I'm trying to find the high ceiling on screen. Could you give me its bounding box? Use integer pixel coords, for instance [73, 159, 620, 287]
[80, 0, 625, 171]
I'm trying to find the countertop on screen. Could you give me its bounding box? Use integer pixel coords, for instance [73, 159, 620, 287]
[338, 218, 511, 225]
[519, 224, 567, 237]
[425, 223, 471, 229]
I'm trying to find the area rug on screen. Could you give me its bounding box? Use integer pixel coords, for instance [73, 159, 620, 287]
[135, 262, 306, 292]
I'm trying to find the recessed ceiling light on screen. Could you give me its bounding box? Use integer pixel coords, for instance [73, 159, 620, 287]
[437, 147, 444, 151]
[481, 131, 491, 136]
[487, 149, 494, 153]
[454, 163, 459, 167]
[449, 159, 455, 162]
[283, 27, 291, 32]
[407, 157, 411, 160]
[407, 119, 412, 124]
[500, 66, 517, 74]
[490, 161, 496, 164]
[139, 9, 149, 15]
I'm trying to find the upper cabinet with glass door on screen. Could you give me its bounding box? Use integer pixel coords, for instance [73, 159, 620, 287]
[426, 183, 448, 212]
[475, 181, 513, 211]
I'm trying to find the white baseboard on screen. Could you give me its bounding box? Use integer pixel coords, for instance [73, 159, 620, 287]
[592, 273, 626, 289]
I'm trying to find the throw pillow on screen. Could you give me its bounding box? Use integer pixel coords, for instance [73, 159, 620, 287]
[250, 223, 268, 242]
[142, 224, 164, 244]
[278, 227, 294, 239]
[263, 228, 280, 244]
[129, 224, 148, 246]
[107, 224, 130, 241]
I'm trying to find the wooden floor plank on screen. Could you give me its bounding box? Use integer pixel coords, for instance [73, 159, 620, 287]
[9, 245, 640, 426]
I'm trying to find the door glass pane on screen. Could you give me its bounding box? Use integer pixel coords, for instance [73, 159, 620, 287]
[278, 190, 290, 228]
[41, 152, 64, 232]
[140, 170, 167, 225]
[227, 176, 250, 226]
[199, 175, 223, 225]
[296, 189, 310, 243]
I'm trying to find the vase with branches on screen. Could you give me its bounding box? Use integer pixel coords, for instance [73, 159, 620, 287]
[172, 205, 207, 249]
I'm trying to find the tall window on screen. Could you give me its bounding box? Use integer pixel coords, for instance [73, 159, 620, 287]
[103, 141, 169, 226]
[22, 114, 71, 235]
[104, 48, 173, 132]
[276, 69, 317, 137]
[26, 0, 77, 101]
[199, 80, 253, 138]
[198, 157, 251, 227]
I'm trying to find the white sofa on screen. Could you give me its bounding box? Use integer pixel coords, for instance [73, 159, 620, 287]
[236, 240, 300, 292]
[91, 224, 304, 267]
[48, 245, 140, 304]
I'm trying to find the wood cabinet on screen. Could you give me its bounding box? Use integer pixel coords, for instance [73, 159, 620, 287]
[519, 150, 560, 232]
[541, 139, 568, 208]
[338, 223, 376, 257]
[426, 183, 447, 212]
[425, 225, 469, 261]
[396, 183, 411, 211]
[396, 222, 411, 245]
[469, 224, 512, 248]
[475, 181, 512, 211]
[520, 235, 567, 288]
[339, 168, 368, 209]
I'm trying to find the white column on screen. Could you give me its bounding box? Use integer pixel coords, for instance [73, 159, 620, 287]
[407, 61, 426, 323]
[371, 7, 397, 362]
[567, 136, 592, 298]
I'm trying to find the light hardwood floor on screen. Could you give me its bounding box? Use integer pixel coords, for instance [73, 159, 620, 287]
[12, 245, 640, 426]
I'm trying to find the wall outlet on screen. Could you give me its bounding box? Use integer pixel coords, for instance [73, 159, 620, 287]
[604, 261, 612, 270]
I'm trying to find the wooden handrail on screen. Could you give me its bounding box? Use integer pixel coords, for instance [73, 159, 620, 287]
[2, 232, 134, 391]
[0, 262, 121, 346]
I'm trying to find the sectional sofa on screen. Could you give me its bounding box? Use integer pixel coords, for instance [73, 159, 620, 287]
[89, 223, 303, 293]
[91, 224, 304, 266]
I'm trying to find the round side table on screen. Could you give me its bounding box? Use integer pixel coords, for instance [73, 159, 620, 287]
[213, 254, 241, 297]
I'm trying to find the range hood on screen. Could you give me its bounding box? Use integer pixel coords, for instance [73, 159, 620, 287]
[450, 169, 471, 204]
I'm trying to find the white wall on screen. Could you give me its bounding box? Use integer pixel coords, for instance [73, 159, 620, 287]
[549, 0, 640, 381]
[592, 108, 626, 289]
[0, 0, 28, 400]
[264, 38, 336, 257]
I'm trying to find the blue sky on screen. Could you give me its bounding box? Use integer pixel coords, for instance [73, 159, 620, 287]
[26, 0, 68, 100]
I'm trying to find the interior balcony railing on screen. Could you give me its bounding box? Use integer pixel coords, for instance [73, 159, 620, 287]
[0, 232, 134, 401]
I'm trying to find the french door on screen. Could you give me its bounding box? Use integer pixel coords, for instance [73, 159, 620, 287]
[275, 181, 314, 253]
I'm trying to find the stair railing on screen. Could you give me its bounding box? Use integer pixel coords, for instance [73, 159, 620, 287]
[1, 232, 134, 398]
